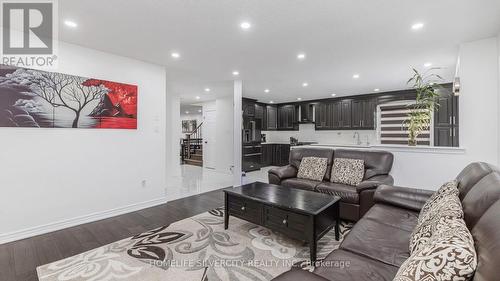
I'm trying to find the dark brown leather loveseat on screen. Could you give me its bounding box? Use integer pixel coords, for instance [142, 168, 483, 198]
[268, 148, 394, 221]
[273, 162, 500, 281]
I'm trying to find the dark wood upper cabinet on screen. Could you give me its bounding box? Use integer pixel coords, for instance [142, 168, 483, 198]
[255, 103, 264, 119]
[242, 98, 255, 117]
[434, 87, 459, 147]
[277, 104, 298, 131]
[266, 105, 278, 130]
[299, 103, 314, 123]
[351, 98, 376, 129]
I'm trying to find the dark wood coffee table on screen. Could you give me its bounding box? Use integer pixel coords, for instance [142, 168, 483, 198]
[223, 181, 340, 263]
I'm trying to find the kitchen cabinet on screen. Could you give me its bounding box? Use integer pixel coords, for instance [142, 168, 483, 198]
[260, 144, 290, 167]
[315, 102, 328, 129]
[277, 104, 298, 131]
[299, 103, 314, 123]
[434, 92, 459, 147]
[261, 144, 273, 166]
[255, 103, 264, 119]
[351, 98, 376, 129]
[266, 105, 278, 130]
[243, 98, 255, 117]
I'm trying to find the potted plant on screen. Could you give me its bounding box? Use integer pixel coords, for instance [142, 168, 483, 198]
[405, 68, 442, 146]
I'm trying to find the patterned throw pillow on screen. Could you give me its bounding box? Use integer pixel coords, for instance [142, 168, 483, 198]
[418, 180, 459, 225]
[409, 192, 464, 253]
[395, 217, 477, 281]
[297, 157, 328, 181]
[330, 158, 365, 186]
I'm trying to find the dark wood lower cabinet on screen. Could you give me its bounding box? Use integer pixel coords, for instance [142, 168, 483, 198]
[261, 144, 290, 167]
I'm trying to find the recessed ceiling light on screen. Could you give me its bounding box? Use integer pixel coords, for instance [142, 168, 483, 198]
[171, 52, 180, 58]
[264, 89, 270, 93]
[240, 22, 251, 30]
[302, 82, 309, 87]
[64, 20, 78, 28]
[374, 88, 380, 92]
[411, 22, 424, 30]
[353, 74, 360, 79]
[232, 71, 239, 76]
[297, 53, 306, 60]
[331, 93, 337, 97]
[198, 109, 202, 113]
[195, 96, 201, 100]
[204, 88, 210, 92]
[269, 101, 274, 104]
[185, 111, 189, 114]
[297, 98, 302, 101]
[424, 62, 433, 67]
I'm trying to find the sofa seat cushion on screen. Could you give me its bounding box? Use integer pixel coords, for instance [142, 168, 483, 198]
[316, 182, 359, 204]
[314, 249, 399, 281]
[363, 204, 419, 232]
[281, 178, 322, 191]
[340, 218, 412, 267]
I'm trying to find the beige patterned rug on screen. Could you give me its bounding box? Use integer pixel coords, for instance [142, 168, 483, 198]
[37, 207, 352, 281]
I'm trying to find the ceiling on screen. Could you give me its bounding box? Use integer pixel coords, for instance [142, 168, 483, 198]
[59, 0, 500, 104]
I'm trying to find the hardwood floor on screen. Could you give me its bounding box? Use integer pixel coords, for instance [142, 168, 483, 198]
[0, 189, 224, 281]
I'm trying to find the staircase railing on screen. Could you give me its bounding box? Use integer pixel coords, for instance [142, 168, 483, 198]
[181, 122, 203, 162]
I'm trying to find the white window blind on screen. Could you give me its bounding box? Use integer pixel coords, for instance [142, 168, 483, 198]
[377, 101, 433, 146]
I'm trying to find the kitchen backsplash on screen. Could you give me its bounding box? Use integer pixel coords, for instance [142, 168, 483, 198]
[262, 123, 377, 145]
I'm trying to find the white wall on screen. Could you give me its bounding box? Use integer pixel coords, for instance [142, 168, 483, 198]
[216, 96, 235, 174]
[387, 37, 499, 189]
[0, 42, 167, 243]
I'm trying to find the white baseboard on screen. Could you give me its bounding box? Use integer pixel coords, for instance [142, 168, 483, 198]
[0, 197, 167, 245]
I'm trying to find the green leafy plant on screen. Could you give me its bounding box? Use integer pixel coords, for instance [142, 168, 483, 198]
[404, 68, 442, 146]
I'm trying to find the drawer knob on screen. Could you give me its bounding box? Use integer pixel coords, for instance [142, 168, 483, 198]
[241, 206, 246, 211]
[282, 219, 287, 225]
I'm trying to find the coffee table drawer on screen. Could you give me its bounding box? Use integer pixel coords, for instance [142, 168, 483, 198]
[263, 205, 309, 241]
[227, 195, 262, 224]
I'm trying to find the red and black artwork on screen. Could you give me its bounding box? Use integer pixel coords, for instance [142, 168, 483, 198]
[0, 65, 137, 129]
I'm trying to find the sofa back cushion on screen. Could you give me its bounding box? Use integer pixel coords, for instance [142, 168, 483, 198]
[456, 162, 498, 200]
[334, 149, 393, 179]
[297, 157, 328, 181]
[330, 158, 365, 186]
[470, 200, 500, 281]
[460, 172, 500, 229]
[396, 216, 477, 281]
[289, 148, 334, 181]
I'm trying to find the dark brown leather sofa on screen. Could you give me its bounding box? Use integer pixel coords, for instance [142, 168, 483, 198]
[273, 162, 500, 281]
[268, 148, 394, 221]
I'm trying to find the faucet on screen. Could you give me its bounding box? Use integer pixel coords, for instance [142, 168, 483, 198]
[353, 132, 361, 145]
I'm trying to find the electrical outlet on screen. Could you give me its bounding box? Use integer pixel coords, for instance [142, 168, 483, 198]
[141, 180, 147, 188]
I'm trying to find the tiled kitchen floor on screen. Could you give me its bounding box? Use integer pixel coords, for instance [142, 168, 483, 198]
[166, 164, 274, 201]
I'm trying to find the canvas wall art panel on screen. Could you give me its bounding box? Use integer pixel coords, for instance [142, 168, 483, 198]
[182, 120, 197, 133]
[0, 65, 138, 129]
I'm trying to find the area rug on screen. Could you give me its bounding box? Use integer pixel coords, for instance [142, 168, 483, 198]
[37, 207, 352, 281]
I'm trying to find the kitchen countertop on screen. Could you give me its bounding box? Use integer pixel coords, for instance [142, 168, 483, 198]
[292, 143, 466, 154]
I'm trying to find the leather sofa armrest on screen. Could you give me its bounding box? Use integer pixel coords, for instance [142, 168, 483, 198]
[373, 185, 435, 212]
[356, 174, 394, 192]
[268, 165, 297, 184]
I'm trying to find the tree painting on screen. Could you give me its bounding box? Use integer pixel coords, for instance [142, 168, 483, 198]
[0, 65, 137, 129]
